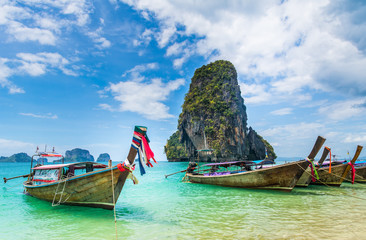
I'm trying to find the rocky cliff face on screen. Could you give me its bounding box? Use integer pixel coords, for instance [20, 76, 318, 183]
[97, 153, 110, 162]
[166, 60, 276, 162]
[64, 148, 94, 162]
[247, 127, 276, 160]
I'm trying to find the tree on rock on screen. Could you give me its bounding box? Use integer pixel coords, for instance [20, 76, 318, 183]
[165, 60, 276, 162]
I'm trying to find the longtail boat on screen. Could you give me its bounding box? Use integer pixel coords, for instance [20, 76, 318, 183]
[345, 161, 366, 183]
[4, 126, 156, 210]
[310, 145, 363, 186]
[296, 146, 330, 187]
[185, 136, 325, 192]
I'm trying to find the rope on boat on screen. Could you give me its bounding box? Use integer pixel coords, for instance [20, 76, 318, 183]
[296, 163, 366, 200]
[182, 171, 189, 182]
[297, 163, 365, 188]
[317, 166, 366, 186]
[298, 162, 366, 187]
[352, 171, 366, 180]
[4, 181, 24, 190]
[110, 166, 118, 240]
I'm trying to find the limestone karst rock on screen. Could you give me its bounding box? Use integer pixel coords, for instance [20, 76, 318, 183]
[97, 153, 111, 162]
[165, 60, 276, 162]
[64, 148, 94, 162]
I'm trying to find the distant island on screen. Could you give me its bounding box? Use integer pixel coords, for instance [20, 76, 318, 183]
[97, 153, 111, 162]
[164, 60, 276, 162]
[0, 153, 31, 162]
[0, 149, 111, 163]
[64, 148, 94, 162]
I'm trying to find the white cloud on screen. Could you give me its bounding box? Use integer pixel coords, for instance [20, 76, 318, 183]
[97, 90, 108, 98]
[24, 0, 92, 26]
[166, 41, 186, 57]
[0, 58, 12, 81]
[123, 62, 158, 75]
[19, 113, 58, 119]
[0, 58, 24, 94]
[0, 138, 36, 157]
[98, 103, 115, 112]
[124, 0, 366, 104]
[344, 134, 366, 144]
[102, 62, 184, 120]
[121, 62, 159, 81]
[261, 122, 325, 140]
[0, 0, 92, 46]
[16, 52, 77, 76]
[133, 28, 154, 47]
[270, 108, 293, 116]
[318, 98, 366, 121]
[7, 21, 57, 45]
[0, 52, 77, 93]
[106, 77, 185, 120]
[166, 41, 194, 68]
[87, 27, 112, 49]
[239, 82, 272, 104]
[18, 62, 47, 76]
[260, 122, 326, 157]
[156, 24, 176, 48]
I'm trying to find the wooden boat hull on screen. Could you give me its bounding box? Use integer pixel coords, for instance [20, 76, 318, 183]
[346, 165, 366, 183]
[187, 160, 309, 192]
[311, 145, 363, 186]
[296, 167, 312, 187]
[24, 166, 129, 210]
[297, 146, 331, 187]
[310, 164, 348, 187]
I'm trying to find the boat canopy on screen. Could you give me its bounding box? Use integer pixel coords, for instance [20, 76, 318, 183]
[33, 162, 108, 170]
[320, 160, 346, 166]
[204, 161, 245, 167]
[40, 153, 63, 157]
[203, 159, 275, 168]
[34, 152, 63, 158]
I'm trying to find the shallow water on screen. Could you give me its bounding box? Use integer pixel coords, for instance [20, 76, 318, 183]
[1, 162, 366, 240]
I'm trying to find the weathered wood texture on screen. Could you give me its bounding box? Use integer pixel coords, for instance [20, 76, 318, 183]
[345, 165, 366, 183]
[310, 164, 349, 186]
[311, 145, 363, 186]
[22, 126, 147, 210]
[296, 146, 330, 187]
[24, 167, 129, 209]
[187, 160, 309, 192]
[296, 168, 312, 187]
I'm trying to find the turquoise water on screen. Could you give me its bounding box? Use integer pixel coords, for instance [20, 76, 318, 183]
[1, 161, 366, 240]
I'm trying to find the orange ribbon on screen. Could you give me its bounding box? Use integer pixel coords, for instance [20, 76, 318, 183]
[325, 146, 331, 173]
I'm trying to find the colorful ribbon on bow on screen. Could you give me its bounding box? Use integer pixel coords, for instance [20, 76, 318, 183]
[348, 161, 355, 184]
[117, 159, 138, 184]
[131, 129, 157, 176]
[307, 158, 319, 182]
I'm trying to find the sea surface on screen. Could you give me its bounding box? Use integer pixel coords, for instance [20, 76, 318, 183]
[1, 160, 366, 240]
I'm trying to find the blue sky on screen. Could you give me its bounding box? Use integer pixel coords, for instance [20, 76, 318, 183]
[1, 0, 366, 161]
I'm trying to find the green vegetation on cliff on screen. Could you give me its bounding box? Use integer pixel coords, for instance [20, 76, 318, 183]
[165, 60, 276, 161]
[180, 60, 236, 123]
[164, 131, 188, 159]
[260, 136, 277, 160]
[179, 60, 239, 156]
